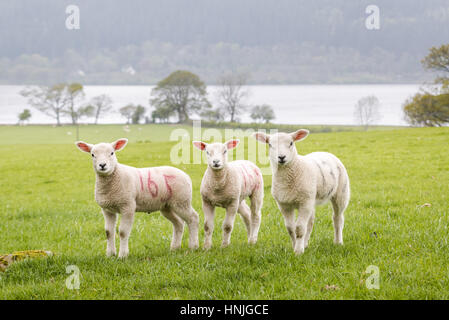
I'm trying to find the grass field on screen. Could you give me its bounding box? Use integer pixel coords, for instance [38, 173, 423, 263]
[0, 124, 448, 299]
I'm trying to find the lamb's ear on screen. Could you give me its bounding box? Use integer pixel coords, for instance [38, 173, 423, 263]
[193, 141, 207, 151]
[252, 132, 269, 144]
[111, 138, 128, 151]
[75, 141, 93, 153]
[291, 129, 309, 142]
[225, 139, 240, 150]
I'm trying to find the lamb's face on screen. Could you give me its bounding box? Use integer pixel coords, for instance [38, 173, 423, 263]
[205, 143, 228, 170]
[90, 143, 118, 175]
[253, 129, 309, 166]
[268, 133, 297, 165]
[193, 140, 239, 170]
[76, 139, 128, 176]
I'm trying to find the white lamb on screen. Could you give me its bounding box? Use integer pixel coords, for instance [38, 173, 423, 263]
[253, 130, 350, 255]
[193, 140, 264, 249]
[75, 138, 199, 258]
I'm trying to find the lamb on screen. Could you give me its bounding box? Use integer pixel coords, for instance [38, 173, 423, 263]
[193, 139, 264, 249]
[75, 138, 199, 258]
[253, 129, 350, 255]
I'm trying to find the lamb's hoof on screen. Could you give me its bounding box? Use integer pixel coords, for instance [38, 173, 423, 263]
[106, 251, 116, 257]
[170, 245, 181, 251]
[248, 238, 257, 245]
[334, 240, 344, 245]
[221, 242, 230, 248]
[189, 243, 199, 250]
[203, 243, 212, 251]
[294, 247, 305, 255]
[118, 251, 129, 259]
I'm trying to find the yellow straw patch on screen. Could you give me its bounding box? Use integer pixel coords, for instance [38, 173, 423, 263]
[0, 250, 53, 272]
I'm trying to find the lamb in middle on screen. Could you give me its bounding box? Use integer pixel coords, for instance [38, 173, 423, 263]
[193, 139, 264, 249]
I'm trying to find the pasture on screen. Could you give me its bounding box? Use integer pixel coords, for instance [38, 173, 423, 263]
[0, 124, 448, 299]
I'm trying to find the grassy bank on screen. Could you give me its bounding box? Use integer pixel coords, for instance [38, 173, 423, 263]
[0, 124, 448, 299]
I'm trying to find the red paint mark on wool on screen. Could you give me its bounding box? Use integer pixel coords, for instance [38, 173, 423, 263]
[240, 167, 247, 190]
[253, 167, 261, 190]
[162, 175, 176, 200]
[147, 170, 158, 197]
[138, 171, 144, 191]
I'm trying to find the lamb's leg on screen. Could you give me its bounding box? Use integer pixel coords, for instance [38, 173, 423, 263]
[103, 209, 117, 257]
[249, 193, 263, 244]
[332, 169, 350, 245]
[187, 208, 200, 249]
[294, 200, 314, 255]
[331, 197, 346, 245]
[304, 211, 315, 249]
[171, 205, 199, 249]
[221, 201, 239, 248]
[118, 206, 135, 258]
[278, 204, 296, 249]
[237, 201, 252, 243]
[161, 208, 185, 250]
[202, 201, 215, 250]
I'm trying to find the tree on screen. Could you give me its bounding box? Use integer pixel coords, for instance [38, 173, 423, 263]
[18, 109, 32, 125]
[62, 83, 85, 125]
[421, 44, 449, 87]
[250, 104, 276, 123]
[131, 105, 146, 124]
[403, 92, 449, 127]
[119, 105, 137, 124]
[402, 44, 449, 127]
[150, 70, 210, 123]
[151, 105, 173, 123]
[353, 95, 382, 130]
[87, 94, 113, 124]
[200, 108, 225, 122]
[20, 84, 68, 126]
[216, 72, 250, 122]
[76, 105, 95, 122]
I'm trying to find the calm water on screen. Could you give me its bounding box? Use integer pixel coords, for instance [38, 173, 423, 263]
[0, 84, 420, 125]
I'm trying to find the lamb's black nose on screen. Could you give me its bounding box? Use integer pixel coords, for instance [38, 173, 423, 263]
[99, 163, 106, 169]
[278, 155, 286, 162]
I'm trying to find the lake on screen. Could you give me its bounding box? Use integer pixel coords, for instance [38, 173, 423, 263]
[0, 84, 420, 125]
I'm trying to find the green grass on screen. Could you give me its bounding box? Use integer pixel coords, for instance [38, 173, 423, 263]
[0, 124, 448, 299]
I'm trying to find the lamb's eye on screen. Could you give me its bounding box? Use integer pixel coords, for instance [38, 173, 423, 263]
[268, 143, 272, 148]
[290, 142, 293, 147]
[206, 151, 210, 156]
[223, 150, 227, 154]
[91, 154, 95, 157]
[111, 152, 114, 156]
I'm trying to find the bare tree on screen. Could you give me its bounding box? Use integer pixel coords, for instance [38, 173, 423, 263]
[62, 83, 85, 125]
[87, 94, 113, 124]
[216, 72, 250, 122]
[20, 84, 68, 126]
[354, 95, 382, 130]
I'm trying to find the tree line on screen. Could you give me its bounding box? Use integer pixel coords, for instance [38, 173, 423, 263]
[19, 71, 276, 125]
[18, 43, 449, 127]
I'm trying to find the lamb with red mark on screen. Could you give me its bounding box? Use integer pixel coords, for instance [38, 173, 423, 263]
[75, 138, 199, 258]
[193, 139, 264, 249]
